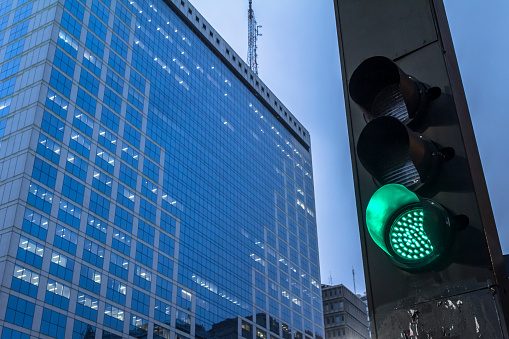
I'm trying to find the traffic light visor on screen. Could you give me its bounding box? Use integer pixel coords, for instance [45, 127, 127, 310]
[357, 116, 442, 191]
[366, 184, 420, 254]
[349, 56, 440, 125]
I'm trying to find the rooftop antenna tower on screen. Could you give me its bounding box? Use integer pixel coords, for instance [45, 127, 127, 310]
[352, 267, 357, 294]
[248, 0, 262, 74]
[329, 271, 333, 285]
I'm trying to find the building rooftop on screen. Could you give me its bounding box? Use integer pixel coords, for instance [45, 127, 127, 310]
[163, 0, 312, 150]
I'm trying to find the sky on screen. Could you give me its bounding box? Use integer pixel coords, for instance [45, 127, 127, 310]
[188, 0, 509, 294]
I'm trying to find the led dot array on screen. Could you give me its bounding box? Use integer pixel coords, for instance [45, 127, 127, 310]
[389, 208, 433, 261]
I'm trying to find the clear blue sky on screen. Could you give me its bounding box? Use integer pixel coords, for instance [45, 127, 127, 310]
[189, 0, 509, 293]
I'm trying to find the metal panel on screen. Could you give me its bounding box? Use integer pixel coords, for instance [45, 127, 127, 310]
[337, 0, 437, 79]
[376, 289, 506, 338]
[334, 0, 509, 336]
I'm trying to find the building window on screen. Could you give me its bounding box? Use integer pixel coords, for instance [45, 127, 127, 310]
[17, 236, 44, 269]
[66, 152, 88, 181]
[95, 147, 115, 174]
[54, 224, 78, 255]
[5, 295, 35, 329]
[22, 208, 48, 241]
[98, 126, 118, 153]
[83, 239, 104, 268]
[62, 175, 85, 205]
[130, 315, 148, 338]
[109, 252, 129, 280]
[104, 303, 124, 332]
[61, 10, 81, 39]
[131, 288, 150, 315]
[0, 328, 30, 339]
[70, 129, 91, 158]
[79, 264, 101, 295]
[58, 199, 82, 229]
[119, 162, 137, 189]
[89, 191, 110, 219]
[73, 109, 94, 137]
[27, 182, 53, 214]
[117, 184, 135, 210]
[11, 265, 39, 298]
[114, 206, 133, 232]
[134, 264, 151, 291]
[126, 104, 142, 129]
[76, 292, 98, 321]
[141, 177, 158, 202]
[57, 29, 78, 58]
[50, 251, 74, 282]
[76, 87, 97, 116]
[176, 310, 191, 334]
[140, 198, 156, 223]
[156, 276, 172, 302]
[86, 214, 107, 243]
[121, 143, 139, 168]
[154, 299, 171, 324]
[135, 241, 153, 268]
[106, 277, 127, 305]
[138, 220, 154, 245]
[45, 279, 71, 310]
[112, 227, 131, 255]
[49, 67, 72, 98]
[143, 160, 159, 183]
[36, 133, 61, 165]
[101, 106, 120, 132]
[92, 169, 113, 197]
[41, 110, 65, 140]
[73, 320, 96, 339]
[177, 288, 192, 311]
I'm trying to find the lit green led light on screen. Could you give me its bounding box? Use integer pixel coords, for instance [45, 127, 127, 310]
[366, 184, 450, 270]
[389, 207, 434, 261]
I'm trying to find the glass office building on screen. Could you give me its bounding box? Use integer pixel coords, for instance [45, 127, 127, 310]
[0, 0, 322, 338]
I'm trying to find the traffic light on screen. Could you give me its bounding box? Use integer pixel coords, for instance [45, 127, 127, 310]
[348, 56, 461, 271]
[334, 0, 509, 337]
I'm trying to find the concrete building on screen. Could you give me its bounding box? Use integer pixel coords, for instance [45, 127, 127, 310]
[321, 285, 369, 339]
[0, 0, 323, 338]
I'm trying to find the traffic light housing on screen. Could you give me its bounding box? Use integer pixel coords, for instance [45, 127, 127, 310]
[334, 0, 509, 337]
[350, 56, 460, 270]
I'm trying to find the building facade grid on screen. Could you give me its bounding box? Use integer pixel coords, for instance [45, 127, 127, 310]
[321, 285, 369, 339]
[0, 0, 323, 338]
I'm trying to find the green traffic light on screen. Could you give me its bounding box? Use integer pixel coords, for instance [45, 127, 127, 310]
[389, 208, 434, 261]
[366, 184, 450, 269]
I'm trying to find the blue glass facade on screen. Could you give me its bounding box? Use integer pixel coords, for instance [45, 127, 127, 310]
[0, 0, 322, 338]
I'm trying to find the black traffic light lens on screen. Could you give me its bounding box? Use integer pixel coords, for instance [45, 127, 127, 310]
[349, 56, 440, 125]
[357, 116, 443, 190]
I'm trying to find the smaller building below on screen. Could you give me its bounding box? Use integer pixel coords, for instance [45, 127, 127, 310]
[321, 284, 369, 339]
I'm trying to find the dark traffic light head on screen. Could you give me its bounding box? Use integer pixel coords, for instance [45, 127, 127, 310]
[349, 56, 441, 127]
[357, 116, 448, 191]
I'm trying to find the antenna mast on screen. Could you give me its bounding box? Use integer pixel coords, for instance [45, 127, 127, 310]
[352, 267, 357, 294]
[248, 0, 262, 74]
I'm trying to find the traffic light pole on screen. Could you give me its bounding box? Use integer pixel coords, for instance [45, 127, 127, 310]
[334, 0, 509, 337]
